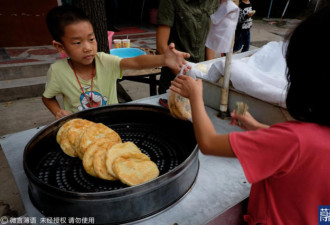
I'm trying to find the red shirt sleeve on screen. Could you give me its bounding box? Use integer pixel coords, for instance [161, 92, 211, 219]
[229, 123, 300, 184]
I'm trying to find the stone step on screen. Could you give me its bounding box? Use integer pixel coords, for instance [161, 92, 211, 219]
[0, 62, 51, 81]
[0, 75, 131, 103]
[0, 76, 46, 102]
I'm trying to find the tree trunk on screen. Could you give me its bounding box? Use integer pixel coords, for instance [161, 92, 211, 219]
[71, 0, 109, 53]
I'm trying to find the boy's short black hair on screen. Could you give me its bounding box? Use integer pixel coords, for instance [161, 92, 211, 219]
[46, 5, 90, 42]
[285, 5, 330, 126]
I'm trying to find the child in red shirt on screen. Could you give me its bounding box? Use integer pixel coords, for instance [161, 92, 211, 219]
[170, 5, 330, 225]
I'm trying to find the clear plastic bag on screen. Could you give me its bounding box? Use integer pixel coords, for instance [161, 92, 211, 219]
[168, 89, 192, 121]
[167, 64, 195, 121]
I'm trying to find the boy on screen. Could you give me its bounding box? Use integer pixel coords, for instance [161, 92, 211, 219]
[233, 0, 255, 52]
[43, 5, 190, 119]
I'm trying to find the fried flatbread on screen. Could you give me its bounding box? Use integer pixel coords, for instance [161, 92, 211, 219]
[56, 120, 73, 144]
[113, 157, 159, 186]
[168, 91, 192, 121]
[195, 63, 208, 73]
[105, 142, 149, 178]
[56, 119, 94, 157]
[82, 139, 116, 177]
[168, 91, 180, 119]
[77, 123, 122, 159]
[93, 147, 117, 181]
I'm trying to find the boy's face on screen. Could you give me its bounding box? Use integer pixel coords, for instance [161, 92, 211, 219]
[59, 21, 97, 66]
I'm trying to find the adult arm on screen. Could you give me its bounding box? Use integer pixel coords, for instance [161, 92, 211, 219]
[156, 25, 183, 75]
[205, 47, 215, 60]
[156, 25, 171, 54]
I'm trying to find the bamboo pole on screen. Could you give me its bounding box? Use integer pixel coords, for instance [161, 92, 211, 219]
[219, 0, 239, 118]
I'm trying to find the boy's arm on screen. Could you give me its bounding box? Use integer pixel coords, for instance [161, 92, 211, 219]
[42, 96, 71, 120]
[120, 43, 190, 76]
[120, 54, 166, 71]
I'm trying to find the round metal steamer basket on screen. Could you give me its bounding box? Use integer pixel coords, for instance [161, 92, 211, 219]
[24, 104, 198, 224]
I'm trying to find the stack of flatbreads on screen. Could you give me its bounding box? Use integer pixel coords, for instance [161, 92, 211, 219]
[56, 119, 159, 186]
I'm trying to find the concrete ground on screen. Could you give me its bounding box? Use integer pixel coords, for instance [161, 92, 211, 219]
[0, 19, 300, 218]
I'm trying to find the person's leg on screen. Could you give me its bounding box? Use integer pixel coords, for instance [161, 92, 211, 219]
[158, 67, 176, 94]
[233, 29, 243, 52]
[241, 29, 250, 52]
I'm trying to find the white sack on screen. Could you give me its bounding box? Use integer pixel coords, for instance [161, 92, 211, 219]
[205, 0, 239, 53]
[207, 41, 288, 107]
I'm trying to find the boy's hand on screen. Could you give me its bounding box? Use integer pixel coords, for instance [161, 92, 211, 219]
[164, 43, 190, 74]
[170, 75, 202, 100]
[248, 10, 256, 17]
[55, 109, 71, 120]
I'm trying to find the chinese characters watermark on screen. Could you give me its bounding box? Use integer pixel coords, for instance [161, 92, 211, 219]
[319, 206, 330, 225]
[0, 216, 95, 224]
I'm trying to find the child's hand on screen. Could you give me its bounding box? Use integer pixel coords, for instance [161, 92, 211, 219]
[164, 43, 190, 73]
[248, 10, 256, 17]
[170, 64, 191, 78]
[230, 110, 269, 131]
[181, 64, 192, 75]
[55, 109, 71, 120]
[170, 75, 202, 99]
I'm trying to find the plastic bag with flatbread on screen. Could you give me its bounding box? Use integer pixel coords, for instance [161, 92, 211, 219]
[168, 64, 199, 122]
[168, 90, 192, 121]
[185, 61, 220, 83]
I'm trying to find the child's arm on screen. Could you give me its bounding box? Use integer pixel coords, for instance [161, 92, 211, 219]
[120, 43, 190, 75]
[170, 75, 235, 157]
[42, 96, 71, 120]
[230, 110, 269, 130]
